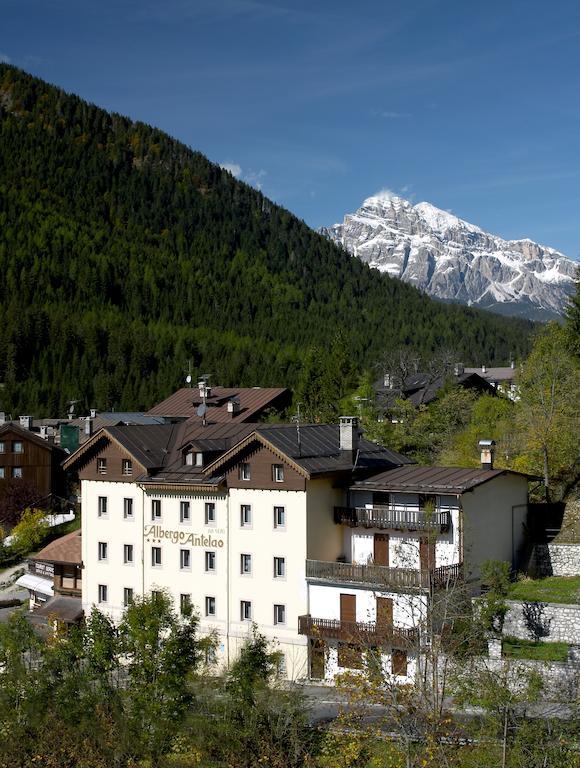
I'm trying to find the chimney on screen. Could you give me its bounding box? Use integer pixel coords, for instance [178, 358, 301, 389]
[339, 416, 360, 457]
[478, 439, 496, 470]
[40, 425, 48, 440]
[481, 364, 487, 374]
[90, 408, 97, 419]
[19, 415, 33, 430]
[454, 363, 464, 377]
[85, 418, 93, 437]
[227, 398, 240, 417]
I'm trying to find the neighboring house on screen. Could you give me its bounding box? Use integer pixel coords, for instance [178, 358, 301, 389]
[63, 418, 532, 683]
[63, 417, 410, 679]
[300, 461, 530, 681]
[375, 368, 496, 417]
[147, 382, 291, 423]
[0, 422, 67, 505]
[463, 363, 519, 401]
[17, 529, 83, 627]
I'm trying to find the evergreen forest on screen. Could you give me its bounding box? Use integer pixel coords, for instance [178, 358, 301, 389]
[0, 64, 535, 417]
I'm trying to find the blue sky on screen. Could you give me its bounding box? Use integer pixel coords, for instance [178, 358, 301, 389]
[2, 0, 580, 256]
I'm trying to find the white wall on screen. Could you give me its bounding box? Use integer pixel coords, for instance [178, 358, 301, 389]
[309, 583, 427, 628]
[324, 640, 417, 684]
[462, 474, 528, 580]
[306, 478, 344, 561]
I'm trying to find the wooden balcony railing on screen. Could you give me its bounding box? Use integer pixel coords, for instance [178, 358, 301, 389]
[305, 559, 463, 591]
[334, 506, 451, 532]
[298, 615, 418, 648]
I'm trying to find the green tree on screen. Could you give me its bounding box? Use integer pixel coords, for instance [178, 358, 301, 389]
[514, 323, 580, 500]
[9, 508, 49, 556]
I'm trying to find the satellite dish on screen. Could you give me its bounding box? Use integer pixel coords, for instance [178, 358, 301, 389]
[197, 403, 208, 418]
[185, 374, 192, 384]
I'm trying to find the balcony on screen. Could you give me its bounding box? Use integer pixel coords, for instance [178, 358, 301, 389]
[298, 615, 418, 648]
[306, 559, 463, 592]
[334, 505, 451, 532]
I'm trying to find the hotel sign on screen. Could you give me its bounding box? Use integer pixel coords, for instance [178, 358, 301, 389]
[144, 524, 225, 548]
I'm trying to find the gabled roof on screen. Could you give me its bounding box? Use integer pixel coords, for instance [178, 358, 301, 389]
[0, 421, 65, 453]
[31, 529, 81, 565]
[205, 424, 413, 480]
[352, 464, 530, 494]
[62, 424, 179, 472]
[464, 367, 516, 382]
[147, 386, 290, 422]
[375, 371, 495, 409]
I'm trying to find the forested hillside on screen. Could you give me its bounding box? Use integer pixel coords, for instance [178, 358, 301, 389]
[0, 65, 534, 416]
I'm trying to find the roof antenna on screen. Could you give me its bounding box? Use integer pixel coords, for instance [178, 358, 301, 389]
[184, 359, 194, 387]
[196, 373, 210, 427]
[292, 402, 302, 457]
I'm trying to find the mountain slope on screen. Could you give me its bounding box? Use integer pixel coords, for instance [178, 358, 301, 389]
[322, 192, 576, 320]
[0, 65, 534, 416]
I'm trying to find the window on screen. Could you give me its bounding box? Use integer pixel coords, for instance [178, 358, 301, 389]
[151, 546, 162, 567]
[122, 459, 132, 476]
[205, 502, 216, 524]
[151, 499, 161, 520]
[98, 496, 108, 517]
[0, 468, 4, 479]
[239, 462, 251, 481]
[240, 504, 252, 527]
[240, 600, 252, 621]
[98, 542, 108, 561]
[274, 506, 285, 529]
[123, 587, 134, 607]
[274, 604, 286, 625]
[180, 549, 191, 569]
[205, 645, 217, 665]
[0, 442, 4, 453]
[97, 457, 107, 475]
[337, 643, 363, 670]
[392, 650, 408, 676]
[205, 551, 216, 571]
[12, 441, 23, 454]
[273, 557, 286, 578]
[272, 464, 284, 482]
[418, 493, 437, 511]
[123, 498, 134, 519]
[180, 594, 192, 615]
[12, 467, 22, 479]
[240, 553, 252, 574]
[151, 590, 162, 602]
[180, 501, 190, 523]
[195, 452, 204, 467]
[205, 596, 216, 616]
[124, 544, 134, 564]
[98, 584, 108, 603]
[184, 451, 194, 466]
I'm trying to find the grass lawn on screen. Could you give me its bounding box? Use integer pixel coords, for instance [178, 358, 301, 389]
[502, 636, 569, 662]
[508, 575, 580, 605]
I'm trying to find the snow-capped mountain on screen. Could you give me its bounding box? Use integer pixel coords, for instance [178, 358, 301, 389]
[321, 192, 577, 319]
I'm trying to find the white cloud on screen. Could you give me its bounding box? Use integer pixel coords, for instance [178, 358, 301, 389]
[0, 52, 11, 64]
[379, 110, 411, 119]
[244, 168, 267, 190]
[220, 162, 242, 177]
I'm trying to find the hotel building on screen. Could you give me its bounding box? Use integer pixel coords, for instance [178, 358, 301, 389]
[64, 418, 530, 681]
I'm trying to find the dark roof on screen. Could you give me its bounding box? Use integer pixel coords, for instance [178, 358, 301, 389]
[206, 424, 413, 479]
[375, 371, 495, 409]
[141, 422, 256, 486]
[36, 595, 83, 623]
[147, 386, 290, 422]
[104, 424, 179, 469]
[31, 529, 82, 565]
[352, 465, 528, 494]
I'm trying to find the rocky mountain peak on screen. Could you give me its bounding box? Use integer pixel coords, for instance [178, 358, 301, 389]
[321, 195, 576, 320]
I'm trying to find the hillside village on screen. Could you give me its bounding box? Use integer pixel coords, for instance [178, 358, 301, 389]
[0, 59, 579, 768]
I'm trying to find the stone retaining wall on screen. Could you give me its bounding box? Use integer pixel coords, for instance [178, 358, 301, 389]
[503, 599, 580, 645]
[530, 543, 580, 577]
